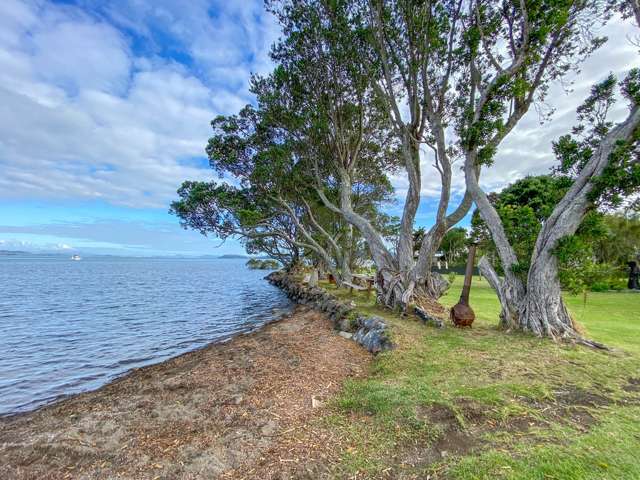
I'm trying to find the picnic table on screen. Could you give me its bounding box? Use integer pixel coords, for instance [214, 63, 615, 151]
[342, 281, 368, 294]
[352, 274, 375, 289]
[346, 274, 375, 295]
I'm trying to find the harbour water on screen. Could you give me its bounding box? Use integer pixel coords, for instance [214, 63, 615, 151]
[0, 256, 291, 415]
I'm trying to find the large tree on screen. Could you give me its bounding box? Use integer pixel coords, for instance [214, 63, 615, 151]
[266, 0, 611, 315]
[170, 99, 345, 277]
[471, 175, 607, 288]
[474, 65, 640, 342]
[171, 69, 396, 281]
[264, 0, 406, 286]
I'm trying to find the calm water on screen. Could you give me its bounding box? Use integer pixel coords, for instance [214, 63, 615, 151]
[0, 256, 292, 415]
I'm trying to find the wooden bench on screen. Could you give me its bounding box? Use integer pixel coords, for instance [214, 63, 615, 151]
[342, 281, 368, 295]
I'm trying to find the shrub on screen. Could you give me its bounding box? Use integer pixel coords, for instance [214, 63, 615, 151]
[246, 258, 280, 270]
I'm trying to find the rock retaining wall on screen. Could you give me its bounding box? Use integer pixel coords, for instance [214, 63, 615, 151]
[266, 271, 393, 354]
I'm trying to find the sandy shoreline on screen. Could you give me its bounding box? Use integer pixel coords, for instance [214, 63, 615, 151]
[0, 305, 371, 479]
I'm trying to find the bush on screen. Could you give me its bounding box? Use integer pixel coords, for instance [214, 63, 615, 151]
[589, 281, 609, 292]
[246, 258, 280, 270]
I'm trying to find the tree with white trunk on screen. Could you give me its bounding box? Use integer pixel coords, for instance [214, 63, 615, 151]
[469, 0, 640, 343]
[267, 0, 611, 313]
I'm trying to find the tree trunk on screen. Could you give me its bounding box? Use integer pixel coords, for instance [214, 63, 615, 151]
[411, 224, 449, 299]
[375, 269, 407, 310]
[478, 256, 522, 329]
[410, 191, 474, 301]
[286, 257, 304, 274]
[518, 254, 575, 337]
[341, 224, 354, 284]
[515, 256, 606, 348]
[480, 252, 607, 349]
[513, 107, 639, 338]
[317, 153, 471, 309]
[396, 140, 421, 274]
[479, 256, 574, 336]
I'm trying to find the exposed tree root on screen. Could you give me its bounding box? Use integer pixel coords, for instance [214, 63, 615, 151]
[573, 336, 610, 351]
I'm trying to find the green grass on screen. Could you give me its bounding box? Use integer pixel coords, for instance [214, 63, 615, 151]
[319, 276, 640, 479]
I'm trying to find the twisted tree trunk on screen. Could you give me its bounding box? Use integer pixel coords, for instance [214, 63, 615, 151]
[340, 224, 354, 284]
[477, 256, 523, 329]
[519, 254, 575, 337]
[473, 106, 640, 342]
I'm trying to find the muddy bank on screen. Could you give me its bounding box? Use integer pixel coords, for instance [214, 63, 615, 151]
[0, 306, 371, 479]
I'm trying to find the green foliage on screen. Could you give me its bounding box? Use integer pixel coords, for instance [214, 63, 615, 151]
[595, 213, 640, 266]
[472, 175, 600, 284]
[622, 67, 640, 104]
[555, 235, 620, 296]
[170, 181, 253, 238]
[441, 227, 469, 266]
[553, 71, 640, 210]
[413, 226, 469, 267]
[246, 258, 280, 270]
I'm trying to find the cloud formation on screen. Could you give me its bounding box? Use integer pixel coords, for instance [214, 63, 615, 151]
[0, 0, 277, 209]
[0, 1, 637, 252]
[0, 218, 233, 255]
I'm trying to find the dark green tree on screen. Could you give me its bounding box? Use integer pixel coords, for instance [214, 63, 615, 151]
[265, 0, 613, 314]
[471, 175, 608, 291]
[172, 69, 395, 281]
[595, 213, 640, 266]
[440, 227, 469, 267]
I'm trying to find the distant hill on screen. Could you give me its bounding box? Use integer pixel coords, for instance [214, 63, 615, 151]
[0, 250, 30, 256]
[218, 254, 248, 259]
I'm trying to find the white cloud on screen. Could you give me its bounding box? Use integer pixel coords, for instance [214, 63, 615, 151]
[30, 19, 132, 95]
[102, 0, 279, 86]
[1, 0, 636, 242]
[0, 0, 277, 209]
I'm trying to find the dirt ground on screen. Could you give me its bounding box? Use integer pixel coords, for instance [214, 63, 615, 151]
[0, 306, 371, 480]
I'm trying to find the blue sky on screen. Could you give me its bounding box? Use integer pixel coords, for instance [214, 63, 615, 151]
[0, 1, 637, 256]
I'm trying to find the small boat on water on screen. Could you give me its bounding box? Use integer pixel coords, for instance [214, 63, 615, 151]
[71, 255, 82, 261]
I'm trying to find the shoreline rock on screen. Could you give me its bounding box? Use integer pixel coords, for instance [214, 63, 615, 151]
[266, 271, 393, 354]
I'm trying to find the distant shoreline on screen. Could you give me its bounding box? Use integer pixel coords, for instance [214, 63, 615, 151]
[0, 251, 274, 260]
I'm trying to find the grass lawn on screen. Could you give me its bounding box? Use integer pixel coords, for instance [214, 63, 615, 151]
[318, 276, 640, 479]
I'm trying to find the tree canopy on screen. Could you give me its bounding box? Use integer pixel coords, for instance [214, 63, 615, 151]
[172, 0, 640, 341]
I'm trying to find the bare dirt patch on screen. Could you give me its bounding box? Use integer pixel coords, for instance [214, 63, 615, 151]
[396, 403, 482, 476]
[0, 306, 371, 480]
[392, 385, 618, 479]
[623, 377, 640, 393]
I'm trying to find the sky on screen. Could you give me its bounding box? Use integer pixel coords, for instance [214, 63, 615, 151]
[0, 0, 637, 256]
